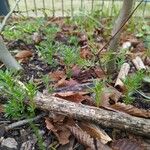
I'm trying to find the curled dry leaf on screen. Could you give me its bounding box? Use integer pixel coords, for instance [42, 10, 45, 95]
[111, 138, 144, 150]
[68, 125, 111, 150]
[55, 78, 78, 88]
[76, 67, 104, 82]
[80, 46, 93, 59]
[54, 91, 87, 103]
[78, 122, 112, 144]
[55, 32, 68, 43]
[49, 70, 66, 81]
[111, 102, 150, 118]
[45, 117, 71, 145]
[100, 86, 122, 107]
[15, 50, 33, 60]
[71, 65, 81, 77]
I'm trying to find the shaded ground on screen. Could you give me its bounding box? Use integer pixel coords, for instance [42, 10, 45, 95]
[0, 15, 150, 149]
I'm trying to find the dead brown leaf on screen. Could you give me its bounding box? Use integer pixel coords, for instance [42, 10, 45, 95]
[94, 67, 105, 78]
[71, 65, 81, 77]
[78, 122, 112, 144]
[55, 32, 68, 43]
[45, 117, 57, 132]
[100, 87, 122, 107]
[80, 46, 93, 59]
[54, 91, 87, 103]
[49, 70, 66, 81]
[68, 125, 111, 150]
[15, 50, 33, 60]
[111, 102, 150, 118]
[45, 117, 71, 145]
[55, 78, 78, 88]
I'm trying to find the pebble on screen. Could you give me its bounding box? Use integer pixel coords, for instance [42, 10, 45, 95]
[20, 140, 35, 150]
[122, 41, 131, 49]
[1, 137, 18, 149]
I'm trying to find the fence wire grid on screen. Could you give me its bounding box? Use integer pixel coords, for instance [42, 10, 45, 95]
[8, 0, 150, 17]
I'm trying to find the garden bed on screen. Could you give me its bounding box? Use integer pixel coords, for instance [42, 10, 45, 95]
[0, 14, 150, 149]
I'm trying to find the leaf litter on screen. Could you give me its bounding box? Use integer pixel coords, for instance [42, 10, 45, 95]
[0, 16, 150, 149]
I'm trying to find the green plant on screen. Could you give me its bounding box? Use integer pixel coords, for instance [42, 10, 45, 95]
[135, 20, 150, 38]
[37, 40, 58, 67]
[36, 25, 60, 66]
[0, 70, 37, 118]
[68, 35, 79, 46]
[42, 75, 54, 93]
[30, 123, 46, 150]
[0, 70, 25, 118]
[123, 71, 144, 104]
[2, 18, 45, 42]
[0, 70, 45, 150]
[91, 80, 104, 107]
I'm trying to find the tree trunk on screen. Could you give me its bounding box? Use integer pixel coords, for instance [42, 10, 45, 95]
[0, 36, 22, 70]
[107, 0, 134, 74]
[34, 93, 150, 137]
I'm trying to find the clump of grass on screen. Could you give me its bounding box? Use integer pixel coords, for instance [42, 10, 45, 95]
[2, 18, 45, 42]
[42, 75, 54, 93]
[0, 70, 36, 118]
[0, 70, 45, 149]
[123, 71, 144, 104]
[91, 80, 104, 107]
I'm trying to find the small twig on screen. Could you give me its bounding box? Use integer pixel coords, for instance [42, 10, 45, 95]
[5, 113, 46, 131]
[0, 0, 21, 33]
[95, 0, 144, 62]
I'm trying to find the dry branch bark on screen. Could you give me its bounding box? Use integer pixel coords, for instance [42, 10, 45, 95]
[34, 93, 150, 137]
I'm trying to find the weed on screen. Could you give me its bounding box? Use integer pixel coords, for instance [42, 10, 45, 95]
[68, 35, 79, 46]
[0, 70, 45, 150]
[30, 123, 46, 150]
[42, 75, 54, 93]
[36, 25, 60, 67]
[91, 80, 104, 107]
[37, 40, 58, 67]
[123, 71, 144, 104]
[2, 18, 45, 42]
[0, 70, 37, 119]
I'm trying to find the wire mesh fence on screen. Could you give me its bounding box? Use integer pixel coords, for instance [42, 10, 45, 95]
[8, 0, 150, 17]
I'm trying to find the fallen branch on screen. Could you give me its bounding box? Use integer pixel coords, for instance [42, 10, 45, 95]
[34, 93, 150, 137]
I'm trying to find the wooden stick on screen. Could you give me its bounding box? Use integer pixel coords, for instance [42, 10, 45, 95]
[132, 56, 146, 70]
[34, 92, 150, 137]
[5, 113, 46, 131]
[115, 63, 130, 88]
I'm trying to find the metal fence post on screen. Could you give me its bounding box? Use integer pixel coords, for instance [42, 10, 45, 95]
[0, 0, 10, 16]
